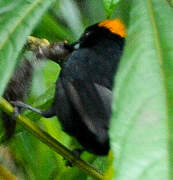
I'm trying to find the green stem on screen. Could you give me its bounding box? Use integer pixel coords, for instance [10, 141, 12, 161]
[0, 97, 104, 180]
[0, 163, 19, 180]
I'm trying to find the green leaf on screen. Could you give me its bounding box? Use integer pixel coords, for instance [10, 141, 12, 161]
[33, 13, 74, 42]
[0, 0, 55, 97]
[59, 0, 84, 39]
[103, 0, 120, 18]
[169, 0, 173, 6]
[10, 131, 57, 180]
[110, 0, 173, 179]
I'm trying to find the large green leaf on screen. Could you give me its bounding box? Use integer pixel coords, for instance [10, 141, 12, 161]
[58, 0, 84, 39]
[0, 0, 55, 97]
[110, 0, 173, 179]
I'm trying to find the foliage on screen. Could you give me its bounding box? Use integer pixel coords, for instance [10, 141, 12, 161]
[110, 0, 173, 180]
[103, 0, 120, 18]
[0, 0, 172, 180]
[0, 0, 55, 97]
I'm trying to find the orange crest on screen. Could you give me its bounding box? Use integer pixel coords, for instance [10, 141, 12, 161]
[98, 18, 126, 38]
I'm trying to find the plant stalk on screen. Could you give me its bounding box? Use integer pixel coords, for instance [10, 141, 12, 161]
[0, 97, 104, 180]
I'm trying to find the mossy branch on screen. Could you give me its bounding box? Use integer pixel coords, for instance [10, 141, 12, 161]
[26, 36, 71, 66]
[27, 36, 50, 50]
[0, 97, 104, 180]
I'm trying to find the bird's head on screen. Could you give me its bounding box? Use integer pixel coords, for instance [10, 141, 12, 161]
[73, 18, 126, 49]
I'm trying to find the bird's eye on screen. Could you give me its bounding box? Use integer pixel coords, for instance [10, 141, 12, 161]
[85, 32, 90, 36]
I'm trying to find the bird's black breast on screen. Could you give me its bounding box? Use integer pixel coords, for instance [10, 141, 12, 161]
[60, 37, 123, 90]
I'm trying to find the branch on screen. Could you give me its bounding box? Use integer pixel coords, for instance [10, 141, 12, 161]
[0, 163, 19, 180]
[0, 97, 104, 180]
[26, 36, 72, 66]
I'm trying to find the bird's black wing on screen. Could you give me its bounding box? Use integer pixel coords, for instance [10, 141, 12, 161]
[52, 77, 112, 154]
[49, 47, 114, 154]
[63, 80, 112, 133]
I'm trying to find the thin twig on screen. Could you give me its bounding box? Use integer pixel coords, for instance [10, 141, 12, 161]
[0, 97, 104, 180]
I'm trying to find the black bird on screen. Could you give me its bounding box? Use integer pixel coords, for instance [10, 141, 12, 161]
[11, 18, 125, 155]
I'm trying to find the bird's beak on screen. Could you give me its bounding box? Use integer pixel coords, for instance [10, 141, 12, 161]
[71, 41, 80, 50]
